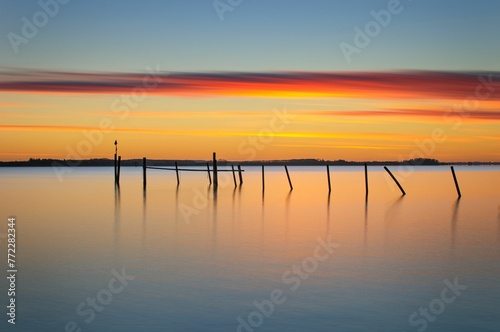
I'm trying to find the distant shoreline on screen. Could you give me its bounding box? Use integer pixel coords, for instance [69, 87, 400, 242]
[1, 158, 499, 167]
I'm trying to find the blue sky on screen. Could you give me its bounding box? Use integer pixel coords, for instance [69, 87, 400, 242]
[1, 0, 500, 73]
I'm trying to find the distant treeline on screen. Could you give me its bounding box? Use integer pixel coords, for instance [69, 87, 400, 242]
[0, 158, 499, 167]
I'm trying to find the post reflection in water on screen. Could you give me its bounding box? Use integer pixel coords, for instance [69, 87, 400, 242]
[497, 204, 500, 243]
[450, 198, 461, 250]
[114, 184, 121, 249]
[285, 190, 292, 240]
[142, 187, 147, 245]
[174, 184, 179, 232]
[232, 186, 237, 232]
[384, 195, 405, 242]
[211, 187, 218, 256]
[326, 191, 331, 234]
[364, 194, 368, 252]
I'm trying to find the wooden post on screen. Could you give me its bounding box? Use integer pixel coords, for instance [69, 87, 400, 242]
[261, 165, 265, 191]
[142, 157, 147, 189]
[231, 165, 237, 188]
[326, 165, 331, 193]
[285, 165, 293, 191]
[364, 163, 369, 196]
[213, 152, 218, 189]
[206, 162, 212, 185]
[116, 156, 121, 185]
[238, 165, 243, 185]
[114, 153, 117, 183]
[384, 166, 406, 196]
[175, 161, 180, 185]
[451, 166, 462, 198]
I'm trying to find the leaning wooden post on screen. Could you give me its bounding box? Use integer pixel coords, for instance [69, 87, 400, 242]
[450, 166, 462, 198]
[237, 165, 243, 185]
[261, 165, 265, 191]
[231, 165, 237, 188]
[142, 157, 147, 189]
[213, 152, 218, 189]
[284, 165, 293, 191]
[206, 162, 212, 185]
[364, 163, 369, 196]
[326, 165, 331, 193]
[116, 156, 121, 185]
[384, 166, 406, 196]
[175, 161, 180, 186]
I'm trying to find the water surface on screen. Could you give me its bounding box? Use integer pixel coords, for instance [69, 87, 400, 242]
[0, 166, 499, 331]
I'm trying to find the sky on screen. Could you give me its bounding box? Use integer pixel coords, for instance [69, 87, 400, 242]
[1, 0, 500, 162]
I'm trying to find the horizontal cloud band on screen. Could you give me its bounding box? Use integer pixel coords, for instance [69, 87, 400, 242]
[1, 69, 499, 100]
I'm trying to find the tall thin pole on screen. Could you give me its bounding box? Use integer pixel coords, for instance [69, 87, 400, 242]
[364, 163, 369, 196]
[213, 152, 218, 189]
[285, 165, 293, 191]
[238, 165, 243, 185]
[261, 165, 265, 191]
[451, 166, 462, 198]
[142, 157, 147, 189]
[384, 166, 406, 196]
[116, 156, 121, 185]
[206, 162, 212, 185]
[114, 140, 118, 184]
[326, 165, 331, 193]
[114, 153, 117, 184]
[231, 165, 237, 188]
[175, 161, 180, 186]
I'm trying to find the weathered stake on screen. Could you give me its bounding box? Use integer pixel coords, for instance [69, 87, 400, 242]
[450, 166, 462, 198]
[364, 163, 369, 196]
[285, 165, 293, 191]
[114, 153, 117, 183]
[213, 152, 218, 189]
[116, 156, 121, 185]
[384, 166, 406, 196]
[326, 165, 331, 192]
[143, 157, 147, 189]
[206, 162, 212, 185]
[231, 165, 237, 188]
[238, 165, 243, 185]
[175, 161, 180, 185]
[261, 165, 265, 191]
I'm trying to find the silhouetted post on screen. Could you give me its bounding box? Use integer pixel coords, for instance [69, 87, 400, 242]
[231, 165, 237, 188]
[114, 140, 118, 183]
[206, 162, 212, 185]
[326, 165, 331, 193]
[116, 156, 121, 185]
[261, 165, 265, 191]
[285, 165, 293, 191]
[142, 157, 147, 189]
[238, 165, 243, 185]
[384, 166, 406, 196]
[175, 161, 180, 185]
[114, 153, 117, 183]
[450, 166, 462, 198]
[213, 152, 218, 189]
[364, 163, 369, 196]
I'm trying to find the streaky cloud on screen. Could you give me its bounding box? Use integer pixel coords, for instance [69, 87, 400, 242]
[1, 69, 499, 100]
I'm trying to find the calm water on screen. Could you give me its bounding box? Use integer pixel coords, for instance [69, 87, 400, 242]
[0, 166, 499, 332]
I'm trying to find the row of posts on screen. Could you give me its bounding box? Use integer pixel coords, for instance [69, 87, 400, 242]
[139, 154, 462, 198]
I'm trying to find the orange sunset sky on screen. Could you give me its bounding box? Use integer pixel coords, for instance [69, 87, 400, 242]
[1, 1, 500, 162]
